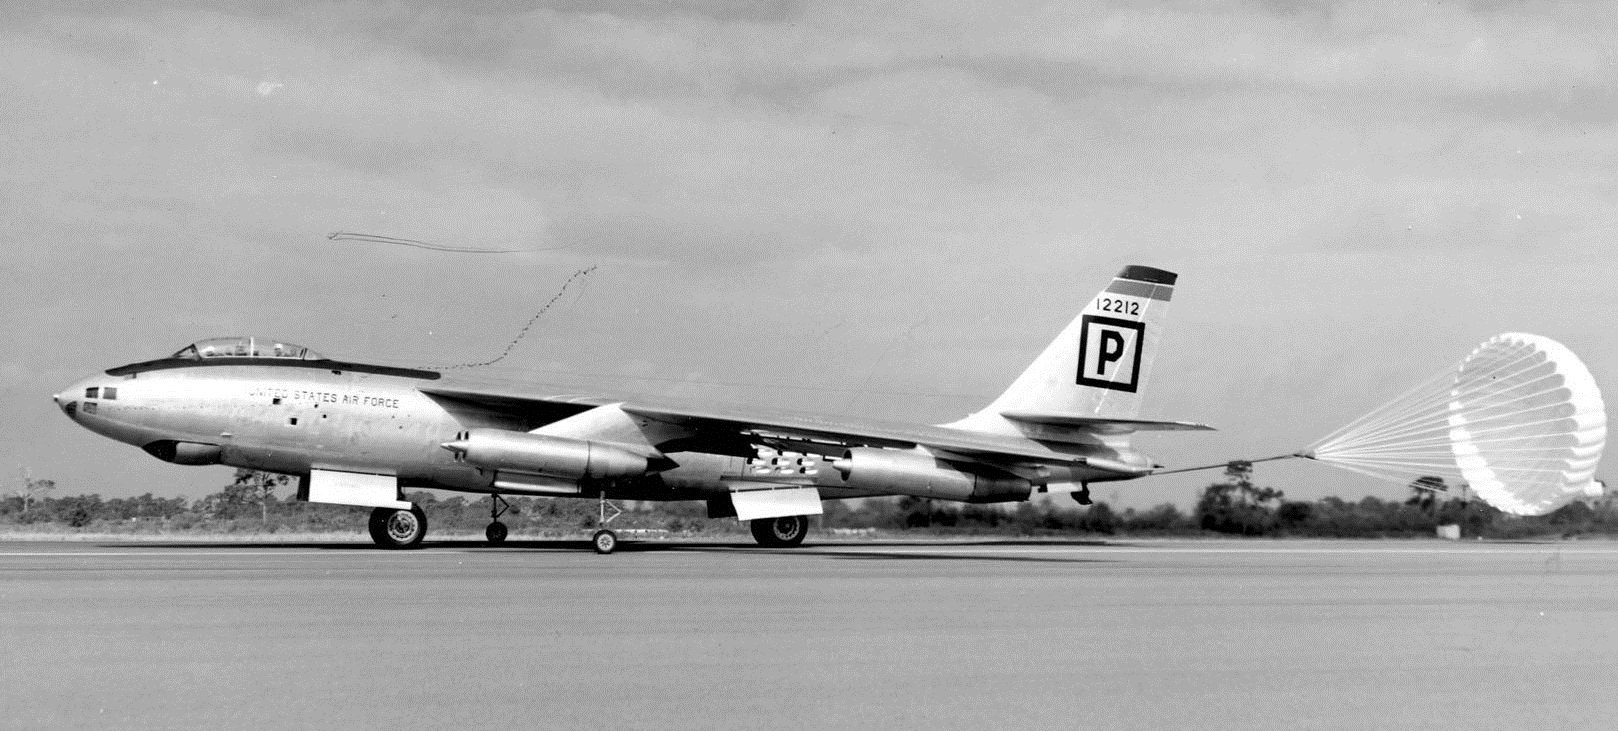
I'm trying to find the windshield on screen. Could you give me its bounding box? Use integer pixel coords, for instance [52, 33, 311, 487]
[170, 337, 323, 361]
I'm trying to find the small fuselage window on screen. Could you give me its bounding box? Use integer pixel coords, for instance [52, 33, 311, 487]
[85, 387, 99, 399]
[103, 387, 117, 400]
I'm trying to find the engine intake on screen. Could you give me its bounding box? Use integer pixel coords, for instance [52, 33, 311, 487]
[831, 448, 1030, 503]
[441, 429, 652, 480]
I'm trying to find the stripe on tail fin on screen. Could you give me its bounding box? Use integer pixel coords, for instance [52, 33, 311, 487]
[943, 265, 1185, 440]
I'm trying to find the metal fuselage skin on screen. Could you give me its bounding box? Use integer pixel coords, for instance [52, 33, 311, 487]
[55, 360, 829, 501]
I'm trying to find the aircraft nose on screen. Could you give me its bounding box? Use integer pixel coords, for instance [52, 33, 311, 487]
[55, 379, 88, 418]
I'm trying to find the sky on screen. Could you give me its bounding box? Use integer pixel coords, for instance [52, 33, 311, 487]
[2, 0, 1614, 508]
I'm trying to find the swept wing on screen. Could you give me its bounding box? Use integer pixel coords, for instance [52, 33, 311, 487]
[420, 383, 1199, 474]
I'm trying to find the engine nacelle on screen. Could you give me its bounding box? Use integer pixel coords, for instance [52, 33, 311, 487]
[831, 448, 1031, 503]
[142, 440, 223, 465]
[441, 429, 651, 480]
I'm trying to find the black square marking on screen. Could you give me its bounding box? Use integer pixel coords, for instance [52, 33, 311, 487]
[1076, 315, 1146, 392]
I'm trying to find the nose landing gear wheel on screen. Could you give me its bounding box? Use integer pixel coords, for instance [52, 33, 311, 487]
[368, 505, 428, 549]
[485, 521, 508, 544]
[750, 515, 809, 547]
[592, 529, 618, 554]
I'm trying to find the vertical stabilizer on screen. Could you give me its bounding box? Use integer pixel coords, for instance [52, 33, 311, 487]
[944, 265, 1177, 437]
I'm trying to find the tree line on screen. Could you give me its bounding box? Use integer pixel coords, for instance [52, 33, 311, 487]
[3, 465, 1612, 539]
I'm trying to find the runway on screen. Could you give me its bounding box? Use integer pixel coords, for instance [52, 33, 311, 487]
[4, 539, 1616, 730]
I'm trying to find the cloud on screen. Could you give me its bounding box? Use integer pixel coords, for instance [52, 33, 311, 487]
[9, 2, 1615, 271]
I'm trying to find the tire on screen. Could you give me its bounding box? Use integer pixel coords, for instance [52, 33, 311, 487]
[592, 529, 618, 554]
[485, 521, 508, 544]
[368, 505, 427, 549]
[750, 515, 809, 547]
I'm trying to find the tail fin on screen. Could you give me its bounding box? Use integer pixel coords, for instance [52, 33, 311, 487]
[944, 265, 1178, 438]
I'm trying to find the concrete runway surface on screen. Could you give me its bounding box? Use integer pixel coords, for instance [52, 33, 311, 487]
[4, 539, 1617, 730]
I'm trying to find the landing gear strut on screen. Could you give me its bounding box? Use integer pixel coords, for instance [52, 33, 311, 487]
[1071, 483, 1093, 506]
[485, 494, 510, 545]
[369, 504, 428, 549]
[592, 493, 624, 554]
[750, 515, 809, 547]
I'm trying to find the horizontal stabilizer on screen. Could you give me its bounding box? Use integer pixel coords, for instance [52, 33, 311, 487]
[999, 411, 1215, 434]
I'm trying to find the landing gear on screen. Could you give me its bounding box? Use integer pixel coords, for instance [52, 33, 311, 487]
[750, 515, 809, 547]
[485, 494, 510, 545]
[368, 505, 428, 549]
[591, 493, 623, 554]
[1071, 483, 1093, 506]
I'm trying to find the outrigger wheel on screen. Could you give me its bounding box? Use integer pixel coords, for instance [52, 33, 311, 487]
[750, 515, 809, 547]
[485, 494, 511, 545]
[368, 505, 428, 549]
[592, 529, 618, 554]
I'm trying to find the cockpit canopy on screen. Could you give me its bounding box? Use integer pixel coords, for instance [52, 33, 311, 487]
[171, 337, 323, 361]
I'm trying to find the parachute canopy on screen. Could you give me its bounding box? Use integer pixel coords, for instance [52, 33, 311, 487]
[1307, 333, 1606, 516]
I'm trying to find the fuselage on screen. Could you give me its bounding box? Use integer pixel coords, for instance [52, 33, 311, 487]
[54, 328, 1165, 514]
[53, 353, 867, 501]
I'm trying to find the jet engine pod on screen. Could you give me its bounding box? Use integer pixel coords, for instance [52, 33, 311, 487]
[142, 440, 224, 465]
[831, 448, 1031, 503]
[441, 429, 652, 480]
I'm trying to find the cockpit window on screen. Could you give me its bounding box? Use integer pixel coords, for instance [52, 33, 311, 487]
[171, 337, 323, 361]
[85, 386, 99, 399]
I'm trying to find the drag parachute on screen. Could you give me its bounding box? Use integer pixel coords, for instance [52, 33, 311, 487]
[1306, 333, 1606, 516]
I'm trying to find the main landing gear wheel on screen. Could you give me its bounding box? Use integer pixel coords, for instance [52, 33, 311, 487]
[750, 515, 809, 547]
[592, 529, 618, 554]
[485, 521, 508, 544]
[369, 505, 427, 549]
